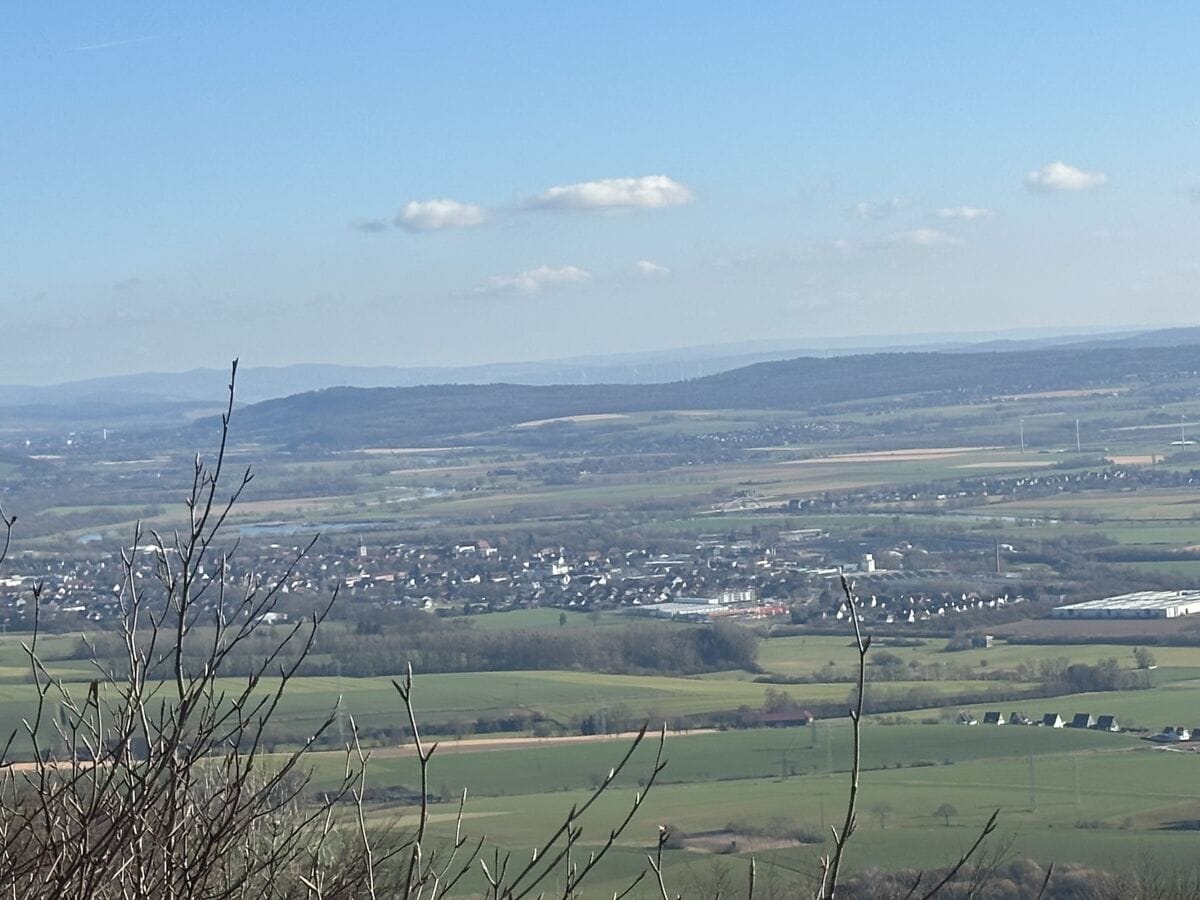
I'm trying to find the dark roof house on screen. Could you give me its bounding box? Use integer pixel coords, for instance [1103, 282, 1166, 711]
[759, 710, 815, 728]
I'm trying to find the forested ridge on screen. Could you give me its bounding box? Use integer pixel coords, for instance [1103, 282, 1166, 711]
[222, 344, 1200, 448]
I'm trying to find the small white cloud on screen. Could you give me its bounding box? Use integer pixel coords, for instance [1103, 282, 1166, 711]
[1025, 162, 1107, 192]
[396, 198, 487, 232]
[527, 175, 693, 211]
[635, 259, 670, 275]
[936, 206, 994, 220]
[485, 265, 591, 293]
[851, 198, 911, 221]
[889, 228, 963, 247]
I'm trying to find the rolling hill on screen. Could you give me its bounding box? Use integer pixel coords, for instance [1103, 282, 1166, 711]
[221, 344, 1200, 449]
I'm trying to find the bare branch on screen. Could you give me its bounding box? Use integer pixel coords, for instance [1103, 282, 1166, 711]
[916, 810, 998, 900]
[815, 572, 870, 900]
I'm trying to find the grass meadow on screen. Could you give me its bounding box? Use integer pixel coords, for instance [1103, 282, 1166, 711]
[335, 725, 1194, 897]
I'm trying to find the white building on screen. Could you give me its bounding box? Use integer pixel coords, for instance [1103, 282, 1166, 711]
[1052, 590, 1200, 620]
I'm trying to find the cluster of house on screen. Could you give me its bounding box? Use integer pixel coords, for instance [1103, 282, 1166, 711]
[0, 526, 1036, 630]
[789, 465, 1200, 515]
[957, 711, 1122, 732]
[0, 532, 816, 627]
[955, 711, 1200, 744]
[824, 588, 1026, 626]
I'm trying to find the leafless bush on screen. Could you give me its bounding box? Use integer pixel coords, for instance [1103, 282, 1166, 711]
[0, 363, 667, 900]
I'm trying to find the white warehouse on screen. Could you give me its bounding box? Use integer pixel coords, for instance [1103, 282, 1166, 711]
[1052, 590, 1200, 620]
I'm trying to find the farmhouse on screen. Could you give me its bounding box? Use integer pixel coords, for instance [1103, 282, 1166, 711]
[1052, 590, 1200, 619]
[759, 709, 814, 728]
[1150, 726, 1190, 743]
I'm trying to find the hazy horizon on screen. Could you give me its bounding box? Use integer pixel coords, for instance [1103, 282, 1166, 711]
[4, 4, 1199, 382]
[0, 322, 1172, 389]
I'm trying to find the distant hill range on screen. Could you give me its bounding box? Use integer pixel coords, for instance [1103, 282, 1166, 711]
[225, 340, 1200, 449]
[2, 325, 1196, 411]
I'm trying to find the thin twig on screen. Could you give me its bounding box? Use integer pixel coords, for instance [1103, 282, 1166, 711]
[816, 572, 870, 900]
[916, 810, 998, 900]
[1034, 861, 1055, 900]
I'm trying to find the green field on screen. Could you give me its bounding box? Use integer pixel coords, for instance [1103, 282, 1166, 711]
[274, 631, 1200, 895]
[326, 724, 1197, 897]
[758, 634, 1200, 678]
[308, 723, 1134, 798]
[1098, 522, 1200, 546]
[985, 489, 1200, 522]
[0, 663, 1048, 758]
[0, 669, 785, 753]
[4, 626, 1198, 756]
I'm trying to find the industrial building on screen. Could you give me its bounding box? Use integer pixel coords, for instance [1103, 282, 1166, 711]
[1052, 590, 1200, 619]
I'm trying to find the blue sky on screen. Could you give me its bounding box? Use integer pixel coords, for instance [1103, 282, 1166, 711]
[3, 3, 1199, 381]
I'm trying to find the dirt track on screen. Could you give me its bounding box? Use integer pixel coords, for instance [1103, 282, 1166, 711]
[3, 729, 717, 770]
[370, 727, 716, 757]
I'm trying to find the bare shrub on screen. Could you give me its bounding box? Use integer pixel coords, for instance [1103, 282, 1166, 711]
[0, 364, 668, 900]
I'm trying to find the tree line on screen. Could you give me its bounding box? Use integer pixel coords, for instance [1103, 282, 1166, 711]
[84, 617, 761, 680]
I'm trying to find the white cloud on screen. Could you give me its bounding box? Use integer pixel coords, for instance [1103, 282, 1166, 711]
[395, 198, 487, 232]
[635, 259, 670, 275]
[527, 175, 693, 211]
[1024, 162, 1107, 192]
[851, 197, 911, 221]
[485, 265, 591, 293]
[936, 206, 994, 220]
[889, 228, 963, 247]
